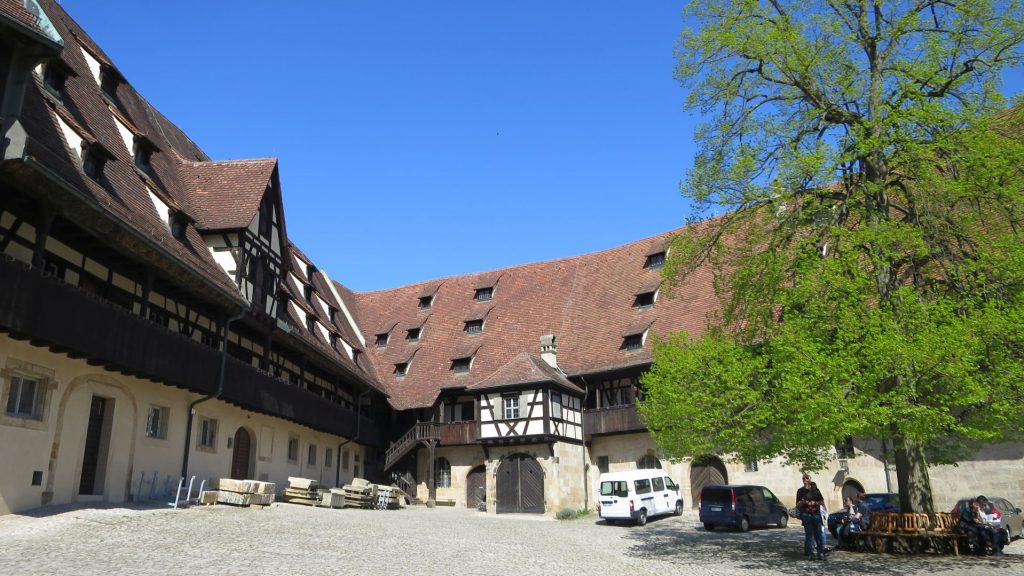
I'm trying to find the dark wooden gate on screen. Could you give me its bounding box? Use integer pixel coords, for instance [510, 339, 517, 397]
[689, 456, 728, 508]
[466, 465, 486, 509]
[79, 396, 107, 495]
[230, 427, 252, 480]
[496, 454, 544, 514]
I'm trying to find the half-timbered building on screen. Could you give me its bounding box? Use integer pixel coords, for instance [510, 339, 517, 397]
[0, 0, 385, 515]
[2, 0, 1022, 518]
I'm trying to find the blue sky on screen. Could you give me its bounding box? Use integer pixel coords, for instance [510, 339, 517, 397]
[59, 2, 1023, 292]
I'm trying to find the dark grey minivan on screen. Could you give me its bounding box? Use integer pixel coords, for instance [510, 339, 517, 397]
[699, 485, 789, 532]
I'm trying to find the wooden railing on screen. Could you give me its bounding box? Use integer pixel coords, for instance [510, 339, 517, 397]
[582, 404, 646, 438]
[384, 421, 440, 470]
[440, 421, 479, 445]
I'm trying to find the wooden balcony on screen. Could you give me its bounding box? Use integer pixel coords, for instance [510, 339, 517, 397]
[0, 256, 382, 446]
[583, 404, 647, 439]
[440, 421, 479, 446]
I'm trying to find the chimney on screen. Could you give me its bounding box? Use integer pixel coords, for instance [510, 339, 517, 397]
[540, 334, 557, 369]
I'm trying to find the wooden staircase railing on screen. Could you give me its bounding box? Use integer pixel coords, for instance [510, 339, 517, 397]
[384, 421, 439, 471]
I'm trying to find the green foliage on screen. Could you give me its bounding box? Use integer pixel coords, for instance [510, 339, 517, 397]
[555, 508, 593, 520]
[646, 1, 1024, 510]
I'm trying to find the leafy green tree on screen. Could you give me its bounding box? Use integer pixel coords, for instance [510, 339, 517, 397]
[640, 0, 1024, 513]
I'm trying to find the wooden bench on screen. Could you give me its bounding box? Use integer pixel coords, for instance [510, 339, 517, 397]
[853, 511, 969, 555]
[854, 511, 898, 552]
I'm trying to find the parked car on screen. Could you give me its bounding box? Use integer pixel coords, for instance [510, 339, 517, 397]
[827, 492, 899, 539]
[597, 470, 683, 526]
[699, 485, 789, 532]
[951, 497, 1023, 541]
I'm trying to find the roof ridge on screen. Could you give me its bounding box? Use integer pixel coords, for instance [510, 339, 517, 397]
[353, 226, 685, 296]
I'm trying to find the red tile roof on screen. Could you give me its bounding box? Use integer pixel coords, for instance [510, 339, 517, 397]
[183, 159, 277, 231]
[467, 353, 582, 395]
[348, 228, 720, 410]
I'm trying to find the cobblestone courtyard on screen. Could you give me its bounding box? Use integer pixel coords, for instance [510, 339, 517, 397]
[0, 503, 1019, 575]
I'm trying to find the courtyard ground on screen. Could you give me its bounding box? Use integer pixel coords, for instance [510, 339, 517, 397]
[0, 502, 1019, 575]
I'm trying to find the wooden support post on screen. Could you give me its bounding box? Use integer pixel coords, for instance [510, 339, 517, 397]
[31, 203, 54, 270]
[425, 439, 437, 508]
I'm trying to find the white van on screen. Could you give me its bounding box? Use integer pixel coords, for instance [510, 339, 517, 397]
[597, 469, 683, 525]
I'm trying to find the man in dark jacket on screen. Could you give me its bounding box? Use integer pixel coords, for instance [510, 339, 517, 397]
[796, 474, 825, 560]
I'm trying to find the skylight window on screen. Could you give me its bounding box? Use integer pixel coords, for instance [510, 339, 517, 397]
[406, 327, 421, 342]
[375, 333, 389, 347]
[419, 295, 433, 309]
[474, 287, 493, 302]
[464, 319, 483, 335]
[451, 357, 472, 373]
[645, 251, 666, 270]
[394, 362, 408, 378]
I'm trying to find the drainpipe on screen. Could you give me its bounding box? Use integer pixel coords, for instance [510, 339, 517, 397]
[181, 308, 246, 478]
[579, 376, 589, 511]
[335, 389, 369, 488]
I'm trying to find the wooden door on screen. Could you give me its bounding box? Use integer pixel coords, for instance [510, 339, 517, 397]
[466, 465, 486, 509]
[689, 456, 727, 508]
[230, 427, 251, 480]
[496, 454, 544, 514]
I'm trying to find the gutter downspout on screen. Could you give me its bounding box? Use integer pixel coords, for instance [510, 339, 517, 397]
[335, 389, 370, 488]
[579, 376, 589, 511]
[181, 308, 246, 478]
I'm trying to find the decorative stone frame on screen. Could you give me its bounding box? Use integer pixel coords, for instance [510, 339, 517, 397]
[0, 358, 57, 431]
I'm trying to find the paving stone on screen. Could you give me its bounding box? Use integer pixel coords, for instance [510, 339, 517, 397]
[0, 504, 1016, 576]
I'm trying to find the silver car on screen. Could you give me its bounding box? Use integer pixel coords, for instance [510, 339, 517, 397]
[952, 497, 1023, 541]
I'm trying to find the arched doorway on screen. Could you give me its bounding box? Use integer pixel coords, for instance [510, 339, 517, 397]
[466, 465, 486, 509]
[689, 455, 727, 508]
[496, 454, 544, 514]
[230, 427, 253, 480]
[841, 479, 864, 503]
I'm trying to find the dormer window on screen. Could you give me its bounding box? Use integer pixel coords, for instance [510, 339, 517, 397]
[375, 333, 389, 347]
[99, 67, 121, 101]
[169, 212, 187, 241]
[81, 142, 111, 180]
[474, 287, 493, 302]
[451, 357, 472, 373]
[394, 362, 408, 378]
[330, 333, 339, 352]
[634, 291, 656, 309]
[43, 63, 69, 99]
[328, 308, 337, 324]
[622, 332, 645, 352]
[351, 349, 361, 366]
[645, 251, 666, 270]
[133, 138, 154, 171]
[464, 319, 483, 335]
[306, 263, 315, 281]
[304, 284, 313, 304]
[406, 327, 421, 342]
[419, 295, 433, 309]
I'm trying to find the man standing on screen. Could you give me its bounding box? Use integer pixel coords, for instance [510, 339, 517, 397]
[796, 474, 825, 560]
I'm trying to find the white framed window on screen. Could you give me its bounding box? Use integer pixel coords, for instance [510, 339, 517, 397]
[5, 375, 41, 419]
[1, 361, 55, 430]
[308, 444, 317, 466]
[503, 396, 519, 419]
[325, 447, 334, 468]
[198, 417, 217, 450]
[145, 405, 169, 439]
[551, 392, 563, 419]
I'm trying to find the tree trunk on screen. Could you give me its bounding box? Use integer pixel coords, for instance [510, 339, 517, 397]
[892, 435, 935, 514]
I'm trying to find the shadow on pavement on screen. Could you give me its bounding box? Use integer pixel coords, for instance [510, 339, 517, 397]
[621, 521, 1024, 575]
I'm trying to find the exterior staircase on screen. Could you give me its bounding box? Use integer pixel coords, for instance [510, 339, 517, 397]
[384, 421, 439, 471]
